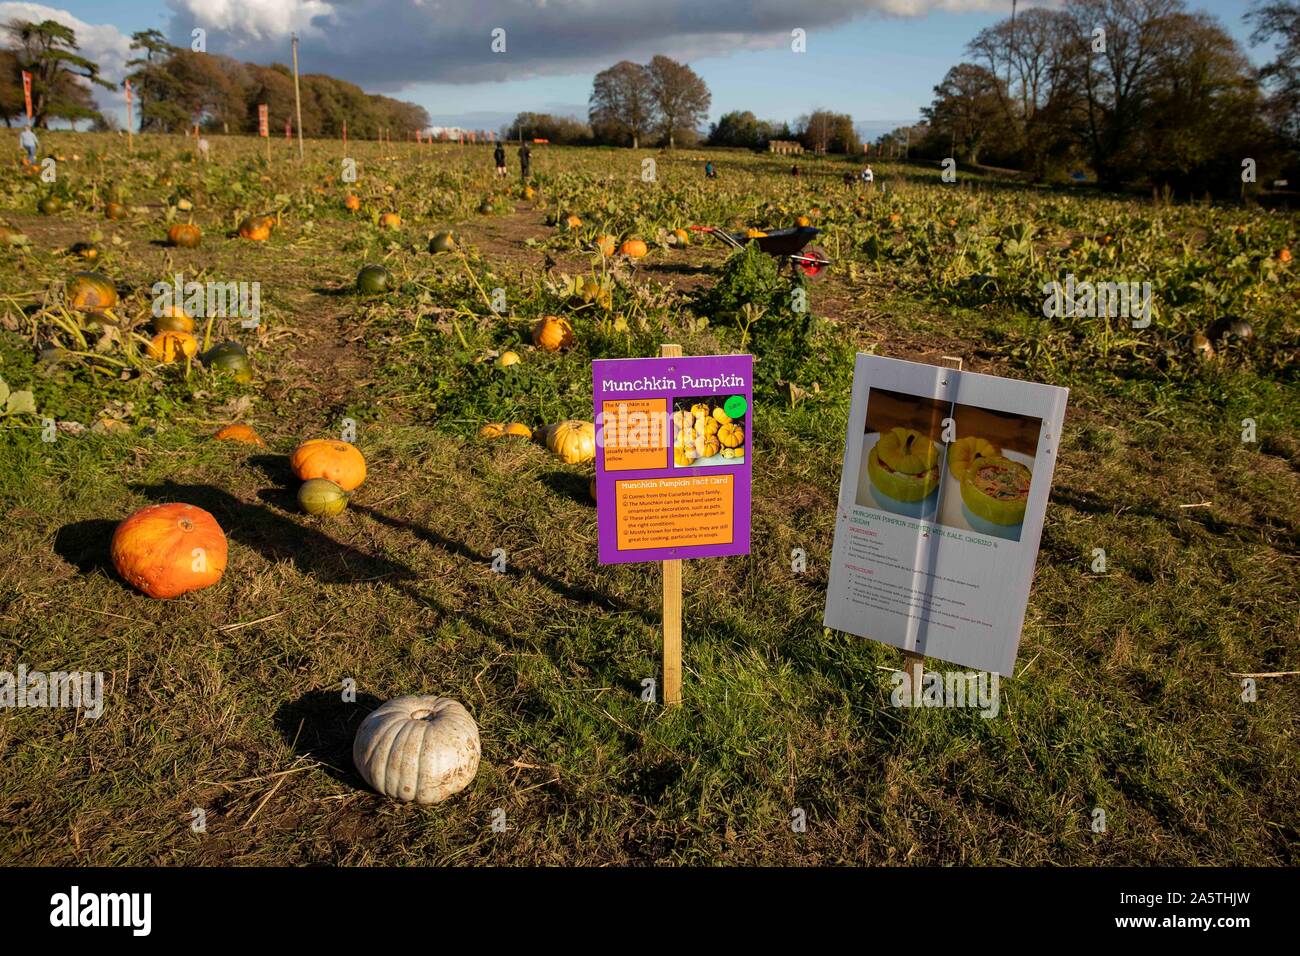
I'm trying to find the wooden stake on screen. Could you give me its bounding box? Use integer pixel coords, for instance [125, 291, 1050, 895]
[291, 33, 305, 162]
[661, 342, 684, 706]
[902, 353, 964, 703]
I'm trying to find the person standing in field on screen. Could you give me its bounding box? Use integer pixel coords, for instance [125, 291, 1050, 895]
[19, 126, 38, 164]
[494, 142, 506, 176]
[704, 160, 716, 179]
[862, 164, 875, 187]
[519, 142, 531, 182]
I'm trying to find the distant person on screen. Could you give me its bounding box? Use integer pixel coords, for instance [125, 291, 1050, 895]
[862, 164, 875, 186]
[494, 142, 506, 176]
[704, 160, 717, 179]
[842, 171, 855, 187]
[518, 142, 531, 182]
[19, 125, 38, 164]
[791, 164, 800, 177]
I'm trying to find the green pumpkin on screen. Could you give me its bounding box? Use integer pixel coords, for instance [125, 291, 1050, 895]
[38, 196, 64, 215]
[298, 478, 349, 516]
[356, 264, 393, 294]
[429, 232, 457, 253]
[201, 340, 253, 383]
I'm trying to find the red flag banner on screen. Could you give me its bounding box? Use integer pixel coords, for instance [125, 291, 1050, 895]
[21, 71, 33, 121]
[258, 104, 269, 138]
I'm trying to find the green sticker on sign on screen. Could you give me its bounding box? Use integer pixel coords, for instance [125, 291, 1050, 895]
[724, 395, 748, 419]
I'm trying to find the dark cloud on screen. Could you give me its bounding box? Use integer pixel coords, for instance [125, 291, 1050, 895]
[167, 0, 1010, 91]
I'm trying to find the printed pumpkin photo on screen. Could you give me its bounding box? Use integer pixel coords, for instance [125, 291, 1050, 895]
[855, 387, 948, 519]
[936, 404, 1043, 541]
[671, 396, 747, 468]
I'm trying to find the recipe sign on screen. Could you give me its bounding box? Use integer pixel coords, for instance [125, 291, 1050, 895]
[823, 354, 1068, 675]
[593, 354, 753, 564]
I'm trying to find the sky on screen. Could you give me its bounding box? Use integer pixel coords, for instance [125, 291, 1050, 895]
[3, 0, 1272, 140]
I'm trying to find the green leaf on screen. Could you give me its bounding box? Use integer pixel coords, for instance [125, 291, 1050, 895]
[6, 390, 36, 416]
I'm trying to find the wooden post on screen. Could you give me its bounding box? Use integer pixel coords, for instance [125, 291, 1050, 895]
[902, 353, 964, 703]
[661, 342, 684, 706]
[291, 33, 305, 161]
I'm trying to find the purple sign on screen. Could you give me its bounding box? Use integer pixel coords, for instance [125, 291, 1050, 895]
[593, 354, 753, 564]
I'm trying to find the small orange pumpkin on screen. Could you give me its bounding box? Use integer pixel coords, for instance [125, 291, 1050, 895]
[594, 234, 617, 257]
[105, 201, 128, 220]
[290, 439, 367, 491]
[532, 315, 574, 352]
[167, 223, 202, 248]
[148, 331, 199, 363]
[213, 424, 265, 446]
[546, 420, 596, 464]
[1279, 248, 1292, 264]
[619, 238, 648, 258]
[344, 194, 361, 212]
[153, 305, 195, 334]
[238, 215, 274, 241]
[111, 503, 228, 599]
[563, 214, 582, 230]
[379, 212, 401, 229]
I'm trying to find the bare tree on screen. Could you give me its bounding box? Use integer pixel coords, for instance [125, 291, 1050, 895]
[647, 55, 710, 147]
[589, 60, 656, 148]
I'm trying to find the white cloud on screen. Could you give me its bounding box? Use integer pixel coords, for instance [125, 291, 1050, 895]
[0, 3, 134, 115]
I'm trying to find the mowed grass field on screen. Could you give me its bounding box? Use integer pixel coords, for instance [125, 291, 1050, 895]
[0, 133, 1297, 865]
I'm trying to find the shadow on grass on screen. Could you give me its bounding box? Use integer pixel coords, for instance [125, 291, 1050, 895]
[127, 480, 417, 586]
[52, 518, 118, 576]
[352, 502, 640, 618]
[538, 469, 591, 507]
[275, 688, 384, 786]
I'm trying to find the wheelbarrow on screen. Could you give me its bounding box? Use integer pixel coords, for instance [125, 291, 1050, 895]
[688, 224, 831, 279]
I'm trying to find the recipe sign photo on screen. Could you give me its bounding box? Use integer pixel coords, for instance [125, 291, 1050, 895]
[823, 354, 1069, 675]
[593, 354, 753, 565]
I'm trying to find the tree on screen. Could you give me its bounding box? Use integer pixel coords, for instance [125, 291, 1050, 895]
[0, 49, 23, 126]
[647, 55, 710, 147]
[1248, 1, 1300, 141]
[707, 110, 775, 149]
[6, 19, 110, 127]
[921, 63, 1008, 165]
[589, 61, 656, 148]
[797, 110, 858, 153]
[503, 112, 590, 144]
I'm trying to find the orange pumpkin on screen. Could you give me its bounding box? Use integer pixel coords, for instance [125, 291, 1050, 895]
[148, 331, 199, 363]
[213, 424, 265, 446]
[594, 234, 617, 257]
[167, 223, 202, 248]
[290, 439, 367, 491]
[563, 214, 582, 230]
[344, 194, 361, 212]
[379, 212, 401, 229]
[153, 305, 195, 334]
[619, 238, 648, 258]
[1279, 248, 1292, 264]
[546, 420, 596, 464]
[238, 215, 274, 241]
[111, 503, 228, 599]
[105, 201, 128, 220]
[66, 272, 118, 314]
[532, 315, 574, 352]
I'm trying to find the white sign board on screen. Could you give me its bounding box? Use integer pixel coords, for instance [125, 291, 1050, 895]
[823, 354, 1069, 675]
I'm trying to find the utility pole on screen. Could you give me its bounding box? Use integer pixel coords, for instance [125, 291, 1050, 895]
[291, 33, 305, 161]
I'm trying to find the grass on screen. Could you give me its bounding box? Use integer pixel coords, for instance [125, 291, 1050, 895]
[0, 134, 1296, 865]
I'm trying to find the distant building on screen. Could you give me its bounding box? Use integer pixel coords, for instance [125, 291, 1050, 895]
[768, 140, 804, 155]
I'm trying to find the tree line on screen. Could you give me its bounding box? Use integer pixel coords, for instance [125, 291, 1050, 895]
[909, 0, 1300, 192]
[1, 20, 430, 136]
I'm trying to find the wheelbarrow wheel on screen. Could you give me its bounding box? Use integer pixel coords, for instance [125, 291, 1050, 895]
[795, 246, 830, 280]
